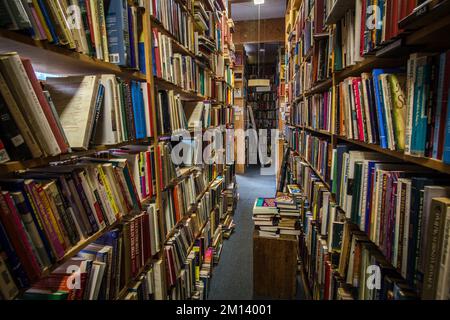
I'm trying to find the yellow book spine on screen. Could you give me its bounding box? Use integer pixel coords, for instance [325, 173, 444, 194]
[37, 185, 67, 248]
[32, 0, 53, 42]
[98, 165, 120, 218]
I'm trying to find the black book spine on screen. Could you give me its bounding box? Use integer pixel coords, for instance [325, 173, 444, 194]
[0, 93, 32, 160]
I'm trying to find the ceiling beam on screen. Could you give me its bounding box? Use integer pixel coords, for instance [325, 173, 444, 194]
[233, 18, 285, 44]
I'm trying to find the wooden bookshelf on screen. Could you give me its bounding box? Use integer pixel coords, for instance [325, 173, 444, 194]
[0, 29, 146, 80]
[304, 78, 333, 96]
[284, 0, 450, 300]
[0, 0, 236, 301]
[324, 0, 355, 25]
[335, 135, 450, 174]
[0, 138, 152, 174]
[153, 76, 207, 101]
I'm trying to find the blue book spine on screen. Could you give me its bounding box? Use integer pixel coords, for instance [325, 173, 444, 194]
[432, 53, 446, 159]
[442, 87, 450, 164]
[372, 69, 388, 148]
[138, 34, 146, 75]
[411, 61, 430, 156]
[105, 0, 127, 66]
[131, 82, 145, 139]
[37, 0, 59, 44]
[128, 7, 136, 69]
[138, 84, 146, 138]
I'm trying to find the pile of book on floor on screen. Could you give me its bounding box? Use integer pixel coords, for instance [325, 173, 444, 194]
[221, 181, 237, 239]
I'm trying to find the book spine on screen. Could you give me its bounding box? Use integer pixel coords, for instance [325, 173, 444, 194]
[25, 181, 66, 260]
[37, 0, 59, 43]
[71, 173, 100, 234]
[0, 54, 61, 156]
[97, 165, 120, 219]
[78, 171, 106, 230]
[0, 73, 42, 158]
[373, 71, 388, 148]
[10, 191, 52, 267]
[36, 185, 70, 250]
[31, 0, 53, 41]
[411, 60, 429, 156]
[422, 199, 446, 299]
[21, 58, 69, 154]
[352, 79, 365, 141]
[0, 221, 30, 288]
[0, 192, 42, 280]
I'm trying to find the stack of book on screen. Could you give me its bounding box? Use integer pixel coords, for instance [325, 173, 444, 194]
[253, 197, 279, 238]
[275, 194, 301, 236]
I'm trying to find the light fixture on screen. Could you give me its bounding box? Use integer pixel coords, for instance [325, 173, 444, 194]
[254, 0, 264, 5]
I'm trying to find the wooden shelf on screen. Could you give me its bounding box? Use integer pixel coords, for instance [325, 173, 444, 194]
[153, 77, 207, 101]
[0, 138, 152, 174]
[304, 78, 333, 96]
[324, 0, 355, 25]
[334, 56, 402, 82]
[336, 135, 450, 174]
[291, 150, 330, 190]
[0, 29, 146, 80]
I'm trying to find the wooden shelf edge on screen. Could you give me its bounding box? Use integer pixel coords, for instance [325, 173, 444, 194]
[0, 138, 153, 174]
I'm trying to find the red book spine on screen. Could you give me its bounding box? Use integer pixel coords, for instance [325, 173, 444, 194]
[134, 216, 141, 271]
[142, 212, 151, 263]
[385, 0, 393, 41]
[315, 0, 324, 34]
[352, 78, 365, 141]
[391, 0, 400, 37]
[21, 58, 69, 154]
[129, 218, 136, 276]
[152, 28, 162, 78]
[25, 181, 66, 259]
[85, 0, 96, 45]
[0, 192, 41, 281]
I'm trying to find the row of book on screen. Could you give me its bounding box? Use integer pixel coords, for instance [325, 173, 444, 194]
[0, 0, 147, 71]
[288, 156, 420, 299]
[331, 0, 418, 70]
[286, 128, 332, 182]
[151, 0, 195, 54]
[0, 154, 162, 296]
[0, 53, 153, 162]
[13, 209, 161, 301]
[335, 50, 450, 161]
[295, 145, 450, 299]
[290, 89, 332, 132]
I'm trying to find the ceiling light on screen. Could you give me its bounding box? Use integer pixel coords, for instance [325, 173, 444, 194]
[254, 0, 264, 5]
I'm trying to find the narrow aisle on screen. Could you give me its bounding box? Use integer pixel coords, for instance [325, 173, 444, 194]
[209, 166, 276, 300]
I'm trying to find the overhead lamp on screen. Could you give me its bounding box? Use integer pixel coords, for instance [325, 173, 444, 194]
[254, 0, 264, 5]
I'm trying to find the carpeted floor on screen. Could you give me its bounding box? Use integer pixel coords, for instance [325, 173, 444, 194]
[208, 165, 307, 300]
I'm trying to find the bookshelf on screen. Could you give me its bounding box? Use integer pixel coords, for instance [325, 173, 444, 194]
[0, 0, 236, 300]
[282, 0, 450, 300]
